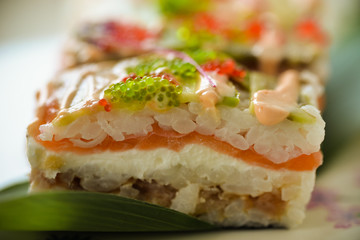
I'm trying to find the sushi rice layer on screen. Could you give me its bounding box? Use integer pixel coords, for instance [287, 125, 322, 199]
[27, 53, 325, 228]
[28, 136, 315, 228]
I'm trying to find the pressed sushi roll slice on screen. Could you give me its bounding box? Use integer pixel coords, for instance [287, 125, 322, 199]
[62, 20, 161, 68]
[27, 51, 325, 228]
[63, 0, 328, 79]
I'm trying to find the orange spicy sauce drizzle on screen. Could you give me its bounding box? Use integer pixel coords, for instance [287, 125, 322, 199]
[28, 119, 322, 172]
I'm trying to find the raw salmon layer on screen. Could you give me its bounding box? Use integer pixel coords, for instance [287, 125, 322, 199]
[27, 136, 316, 228]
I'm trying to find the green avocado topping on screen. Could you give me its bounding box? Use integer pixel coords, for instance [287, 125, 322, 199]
[186, 49, 229, 65]
[126, 57, 197, 79]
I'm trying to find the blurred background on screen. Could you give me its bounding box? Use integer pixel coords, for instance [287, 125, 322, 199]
[0, 0, 359, 186]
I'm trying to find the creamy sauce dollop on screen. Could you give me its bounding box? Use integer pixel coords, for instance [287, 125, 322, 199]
[253, 70, 299, 125]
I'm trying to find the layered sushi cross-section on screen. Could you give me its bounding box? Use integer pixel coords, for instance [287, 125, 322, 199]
[27, 49, 325, 227]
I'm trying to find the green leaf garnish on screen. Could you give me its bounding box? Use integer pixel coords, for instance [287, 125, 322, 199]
[0, 181, 216, 232]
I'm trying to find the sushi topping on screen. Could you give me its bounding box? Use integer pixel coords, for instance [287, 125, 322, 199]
[185, 49, 220, 64]
[104, 104, 112, 112]
[252, 70, 300, 125]
[218, 95, 240, 107]
[245, 20, 264, 41]
[193, 13, 221, 34]
[98, 98, 112, 112]
[156, 49, 217, 87]
[288, 108, 316, 124]
[296, 19, 327, 45]
[98, 98, 108, 106]
[201, 59, 247, 79]
[126, 56, 198, 80]
[78, 21, 157, 50]
[104, 74, 182, 110]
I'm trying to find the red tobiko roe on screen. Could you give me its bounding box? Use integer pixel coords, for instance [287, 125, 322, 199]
[149, 72, 180, 85]
[218, 59, 235, 75]
[201, 59, 246, 79]
[99, 99, 112, 112]
[245, 20, 264, 40]
[201, 61, 216, 72]
[104, 104, 112, 112]
[232, 68, 246, 78]
[194, 13, 221, 33]
[122, 73, 137, 82]
[95, 21, 155, 49]
[104, 21, 152, 42]
[296, 19, 328, 44]
[98, 98, 108, 106]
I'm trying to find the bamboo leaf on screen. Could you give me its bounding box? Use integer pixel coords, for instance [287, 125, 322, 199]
[0, 181, 216, 232]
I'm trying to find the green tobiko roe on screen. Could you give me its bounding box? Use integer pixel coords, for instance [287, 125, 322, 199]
[104, 75, 182, 110]
[126, 57, 197, 80]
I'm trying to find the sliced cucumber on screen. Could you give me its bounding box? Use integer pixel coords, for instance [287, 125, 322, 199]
[288, 107, 317, 124]
[179, 77, 200, 103]
[218, 95, 240, 107]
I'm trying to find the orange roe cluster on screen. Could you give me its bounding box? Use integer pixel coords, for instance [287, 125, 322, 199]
[296, 19, 328, 45]
[201, 59, 247, 79]
[98, 98, 112, 112]
[244, 20, 264, 40]
[81, 21, 157, 51]
[193, 13, 222, 34]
